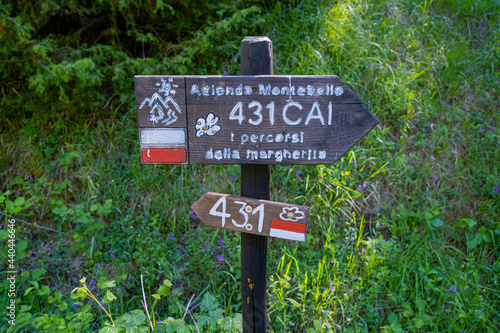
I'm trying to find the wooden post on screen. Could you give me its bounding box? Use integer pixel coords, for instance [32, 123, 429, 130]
[240, 36, 272, 332]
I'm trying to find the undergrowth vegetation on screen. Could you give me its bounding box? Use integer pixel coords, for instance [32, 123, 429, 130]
[1, 0, 499, 331]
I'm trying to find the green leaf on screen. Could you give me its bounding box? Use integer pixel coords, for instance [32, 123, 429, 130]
[209, 308, 224, 321]
[97, 280, 116, 289]
[12, 177, 24, 185]
[200, 292, 218, 313]
[218, 314, 243, 333]
[24, 287, 35, 296]
[84, 222, 106, 235]
[466, 232, 481, 250]
[457, 218, 477, 230]
[32, 268, 47, 280]
[286, 298, 300, 308]
[6, 200, 15, 212]
[0, 229, 8, 240]
[104, 290, 117, 303]
[91, 204, 98, 212]
[388, 312, 398, 325]
[163, 279, 173, 287]
[158, 285, 170, 297]
[129, 310, 147, 326]
[99, 280, 116, 289]
[73, 233, 84, 242]
[431, 219, 444, 228]
[77, 288, 86, 299]
[14, 197, 25, 206]
[98, 326, 123, 333]
[17, 240, 28, 260]
[155, 317, 187, 331]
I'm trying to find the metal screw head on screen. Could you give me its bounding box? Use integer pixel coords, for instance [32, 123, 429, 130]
[245, 205, 253, 213]
[246, 224, 253, 231]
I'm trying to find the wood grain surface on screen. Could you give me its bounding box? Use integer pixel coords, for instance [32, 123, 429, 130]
[135, 75, 379, 165]
[191, 192, 309, 242]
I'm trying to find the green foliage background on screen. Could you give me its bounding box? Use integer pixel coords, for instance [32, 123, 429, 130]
[1, 0, 499, 332]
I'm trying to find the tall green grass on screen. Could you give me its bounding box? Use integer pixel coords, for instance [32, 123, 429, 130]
[1, 0, 499, 331]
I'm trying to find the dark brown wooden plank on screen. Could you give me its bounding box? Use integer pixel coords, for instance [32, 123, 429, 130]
[135, 75, 378, 165]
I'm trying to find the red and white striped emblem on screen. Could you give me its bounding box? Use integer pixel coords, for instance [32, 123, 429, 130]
[269, 220, 307, 242]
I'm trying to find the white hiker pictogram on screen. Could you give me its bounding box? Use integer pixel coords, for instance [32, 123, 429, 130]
[140, 77, 181, 126]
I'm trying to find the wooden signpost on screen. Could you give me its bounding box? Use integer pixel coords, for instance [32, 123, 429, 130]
[135, 36, 378, 332]
[191, 192, 310, 242]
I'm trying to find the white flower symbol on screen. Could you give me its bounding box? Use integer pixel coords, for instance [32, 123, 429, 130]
[279, 207, 305, 222]
[195, 113, 221, 137]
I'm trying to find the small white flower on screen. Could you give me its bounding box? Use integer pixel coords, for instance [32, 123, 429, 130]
[279, 207, 305, 222]
[195, 113, 221, 137]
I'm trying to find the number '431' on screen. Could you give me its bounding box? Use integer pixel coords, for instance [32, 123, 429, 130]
[209, 196, 265, 233]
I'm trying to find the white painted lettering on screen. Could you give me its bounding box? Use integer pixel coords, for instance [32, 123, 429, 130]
[319, 151, 326, 159]
[266, 102, 275, 125]
[328, 102, 332, 125]
[191, 84, 201, 96]
[275, 150, 282, 162]
[307, 85, 314, 96]
[250, 134, 258, 143]
[214, 150, 223, 160]
[283, 101, 303, 125]
[297, 86, 306, 96]
[248, 101, 263, 125]
[241, 134, 249, 144]
[335, 86, 344, 96]
[244, 86, 252, 95]
[235, 84, 243, 95]
[247, 150, 258, 160]
[226, 86, 234, 96]
[259, 84, 271, 95]
[202, 85, 209, 96]
[305, 102, 325, 125]
[229, 101, 245, 124]
[272, 86, 280, 95]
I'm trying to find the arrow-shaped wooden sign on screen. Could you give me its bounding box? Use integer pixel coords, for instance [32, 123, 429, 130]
[191, 192, 309, 242]
[135, 75, 379, 165]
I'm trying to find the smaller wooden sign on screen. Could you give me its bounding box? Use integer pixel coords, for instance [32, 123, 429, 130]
[191, 192, 309, 242]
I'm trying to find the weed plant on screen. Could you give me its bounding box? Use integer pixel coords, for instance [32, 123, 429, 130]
[1, 0, 499, 332]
